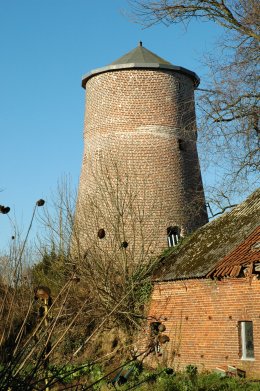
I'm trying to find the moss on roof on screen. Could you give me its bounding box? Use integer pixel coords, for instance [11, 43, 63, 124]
[153, 189, 260, 281]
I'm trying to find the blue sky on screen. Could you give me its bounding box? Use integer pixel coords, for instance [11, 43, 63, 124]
[0, 0, 223, 251]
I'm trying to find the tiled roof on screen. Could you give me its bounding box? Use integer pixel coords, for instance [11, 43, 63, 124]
[153, 189, 260, 282]
[207, 226, 260, 278]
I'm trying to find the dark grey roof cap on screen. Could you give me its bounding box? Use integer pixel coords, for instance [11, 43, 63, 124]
[82, 43, 200, 88]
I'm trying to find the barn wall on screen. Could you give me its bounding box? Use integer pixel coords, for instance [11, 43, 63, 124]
[146, 278, 260, 378]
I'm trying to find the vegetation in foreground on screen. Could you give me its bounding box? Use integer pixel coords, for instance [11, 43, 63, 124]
[1, 176, 260, 390]
[114, 365, 260, 391]
[1, 360, 260, 390]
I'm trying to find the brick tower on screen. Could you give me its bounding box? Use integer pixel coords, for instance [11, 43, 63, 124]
[74, 43, 208, 260]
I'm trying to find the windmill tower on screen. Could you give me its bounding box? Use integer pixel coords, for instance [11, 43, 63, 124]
[74, 43, 208, 259]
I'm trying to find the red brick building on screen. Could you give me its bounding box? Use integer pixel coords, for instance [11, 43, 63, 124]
[146, 189, 260, 378]
[74, 43, 208, 259]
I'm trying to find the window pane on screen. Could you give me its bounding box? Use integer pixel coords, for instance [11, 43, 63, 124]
[245, 322, 254, 358]
[167, 226, 180, 247]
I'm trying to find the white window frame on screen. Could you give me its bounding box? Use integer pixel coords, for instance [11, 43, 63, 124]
[167, 233, 179, 247]
[240, 321, 255, 361]
[167, 226, 180, 247]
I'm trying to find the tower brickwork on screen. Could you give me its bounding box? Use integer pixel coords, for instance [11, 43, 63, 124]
[74, 44, 208, 259]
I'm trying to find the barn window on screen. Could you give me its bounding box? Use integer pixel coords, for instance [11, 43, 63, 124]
[167, 226, 180, 247]
[239, 321, 254, 360]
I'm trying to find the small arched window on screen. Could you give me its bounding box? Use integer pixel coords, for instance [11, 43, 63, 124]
[97, 228, 106, 239]
[178, 139, 185, 151]
[167, 226, 180, 247]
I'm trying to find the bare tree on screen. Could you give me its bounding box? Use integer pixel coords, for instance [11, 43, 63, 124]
[130, 1, 259, 38]
[0, 184, 157, 388]
[38, 166, 161, 330]
[129, 0, 260, 206]
[74, 164, 160, 328]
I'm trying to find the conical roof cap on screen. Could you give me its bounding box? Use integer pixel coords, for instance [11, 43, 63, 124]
[110, 42, 172, 66]
[82, 43, 200, 88]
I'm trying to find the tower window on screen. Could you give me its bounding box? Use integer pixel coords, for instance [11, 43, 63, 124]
[239, 321, 254, 360]
[167, 226, 180, 247]
[97, 228, 106, 239]
[178, 139, 185, 151]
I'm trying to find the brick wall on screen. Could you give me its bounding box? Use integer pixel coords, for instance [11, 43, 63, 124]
[146, 278, 260, 378]
[75, 68, 208, 257]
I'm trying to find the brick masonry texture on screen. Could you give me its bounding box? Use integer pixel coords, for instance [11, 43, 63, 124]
[75, 68, 208, 256]
[146, 278, 260, 378]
